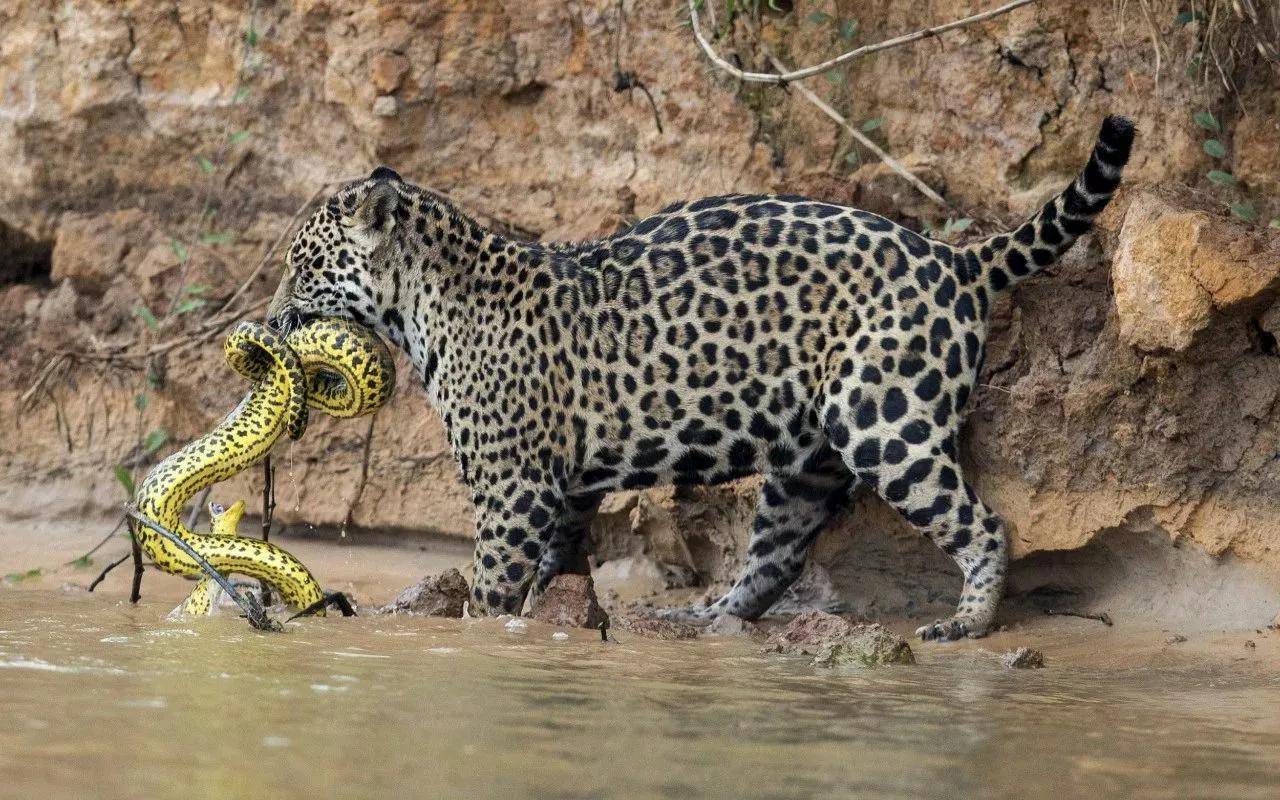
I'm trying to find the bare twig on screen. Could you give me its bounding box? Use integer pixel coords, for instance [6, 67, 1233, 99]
[128, 521, 144, 604]
[342, 417, 377, 534]
[259, 455, 276, 606]
[186, 487, 211, 531]
[213, 182, 338, 318]
[732, 16, 952, 210]
[127, 510, 282, 631]
[66, 515, 126, 567]
[87, 550, 132, 592]
[686, 0, 1042, 84]
[1045, 608, 1114, 626]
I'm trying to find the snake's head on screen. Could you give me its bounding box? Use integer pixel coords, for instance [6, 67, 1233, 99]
[267, 166, 405, 335]
[208, 499, 246, 537]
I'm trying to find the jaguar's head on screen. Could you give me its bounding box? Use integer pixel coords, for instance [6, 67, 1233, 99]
[266, 166, 405, 334]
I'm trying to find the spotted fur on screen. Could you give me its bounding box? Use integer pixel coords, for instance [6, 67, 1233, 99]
[268, 116, 1135, 640]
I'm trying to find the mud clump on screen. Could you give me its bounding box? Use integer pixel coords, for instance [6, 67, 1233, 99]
[764, 610, 914, 667]
[614, 614, 701, 641]
[703, 614, 760, 638]
[1001, 647, 1046, 669]
[378, 568, 469, 617]
[530, 574, 610, 630]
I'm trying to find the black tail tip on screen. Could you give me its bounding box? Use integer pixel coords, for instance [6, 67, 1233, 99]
[1098, 115, 1136, 162]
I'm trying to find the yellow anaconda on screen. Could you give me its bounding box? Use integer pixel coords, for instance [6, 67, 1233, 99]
[133, 318, 395, 613]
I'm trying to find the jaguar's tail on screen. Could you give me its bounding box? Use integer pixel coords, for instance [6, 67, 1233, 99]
[967, 115, 1135, 292]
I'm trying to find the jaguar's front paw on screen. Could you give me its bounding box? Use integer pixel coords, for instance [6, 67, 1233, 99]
[915, 615, 989, 642]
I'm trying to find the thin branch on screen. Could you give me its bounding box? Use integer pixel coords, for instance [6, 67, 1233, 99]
[342, 417, 377, 534]
[66, 515, 125, 566]
[87, 550, 132, 592]
[686, 0, 1042, 84]
[762, 50, 950, 208]
[732, 16, 953, 210]
[127, 510, 282, 631]
[213, 182, 339, 318]
[186, 487, 211, 531]
[259, 455, 275, 606]
[129, 522, 144, 604]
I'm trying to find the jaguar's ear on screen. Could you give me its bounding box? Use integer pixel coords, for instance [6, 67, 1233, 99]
[351, 181, 400, 232]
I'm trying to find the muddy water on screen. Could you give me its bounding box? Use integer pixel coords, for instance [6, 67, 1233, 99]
[0, 590, 1277, 799]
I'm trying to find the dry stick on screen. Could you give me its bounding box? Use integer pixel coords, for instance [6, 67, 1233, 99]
[259, 455, 275, 606]
[213, 182, 340, 319]
[128, 519, 145, 604]
[127, 510, 281, 631]
[760, 47, 950, 209]
[66, 515, 126, 567]
[186, 487, 211, 531]
[343, 416, 378, 534]
[87, 550, 132, 592]
[686, 0, 1041, 84]
[1045, 608, 1114, 626]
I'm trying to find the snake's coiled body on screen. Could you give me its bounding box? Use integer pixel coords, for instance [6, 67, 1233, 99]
[134, 318, 395, 611]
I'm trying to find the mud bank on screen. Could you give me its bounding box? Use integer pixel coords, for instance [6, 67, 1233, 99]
[2, 1, 1280, 619]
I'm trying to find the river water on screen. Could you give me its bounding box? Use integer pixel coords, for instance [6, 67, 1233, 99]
[1, 589, 1278, 799]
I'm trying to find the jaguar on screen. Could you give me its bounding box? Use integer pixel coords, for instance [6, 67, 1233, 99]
[267, 115, 1135, 640]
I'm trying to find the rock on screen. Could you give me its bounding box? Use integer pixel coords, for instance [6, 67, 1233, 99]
[377, 568, 469, 617]
[369, 51, 410, 94]
[529, 574, 609, 630]
[703, 614, 758, 637]
[1166, 634, 1188, 645]
[1111, 190, 1280, 352]
[813, 628, 916, 667]
[763, 610, 860, 654]
[504, 617, 528, 632]
[372, 95, 398, 118]
[1000, 647, 1046, 669]
[764, 611, 913, 667]
[614, 613, 699, 640]
[51, 209, 149, 295]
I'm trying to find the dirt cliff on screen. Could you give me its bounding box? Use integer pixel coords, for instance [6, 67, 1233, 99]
[2, 1, 1278, 617]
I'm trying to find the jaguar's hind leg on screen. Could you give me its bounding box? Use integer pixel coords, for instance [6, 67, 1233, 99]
[822, 366, 1008, 641]
[657, 449, 852, 622]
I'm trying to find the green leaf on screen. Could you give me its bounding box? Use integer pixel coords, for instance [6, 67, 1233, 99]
[2, 570, 38, 585]
[861, 117, 883, 132]
[1270, 218, 1280, 229]
[174, 297, 207, 314]
[839, 19, 858, 41]
[169, 239, 189, 262]
[200, 231, 233, 245]
[767, 0, 785, 10]
[948, 217, 975, 233]
[1174, 10, 1205, 26]
[807, 11, 832, 24]
[1206, 169, 1236, 186]
[113, 465, 136, 497]
[184, 283, 211, 296]
[229, 130, 250, 145]
[843, 150, 861, 167]
[134, 306, 159, 331]
[71, 555, 93, 570]
[1203, 139, 1227, 158]
[824, 70, 844, 86]
[146, 369, 162, 391]
[1230, 202, 1259, 222]
[133, 392, 148, 412]
[196, 155, 215, 174]
[233, 86, 251, 104]
[244, 27, 259, 48]
[143, 429, 169, 455]
[1193, 111, 1220, 133]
